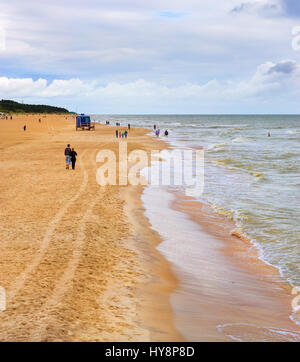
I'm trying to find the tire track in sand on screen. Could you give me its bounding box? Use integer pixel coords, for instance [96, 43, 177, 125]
[8, 150, 89, 302]
[29, 197, 97, 341]
[3, 142, 112, 340]
[28, 148, 101, 340]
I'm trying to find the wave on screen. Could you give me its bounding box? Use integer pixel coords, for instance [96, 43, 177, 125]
[274, 162, 300, 174]
[213, 156, 266, 181]
[209, 202, 234, 219]
[164, 122, 182, 127]
[214, 158, 232, 166]
[206, 124, 249, 129]
[205, 125, 232, 129]
[287, 130, 300, 135]
[231, 228, 249, 242]
[232, 137, 252, 143]
[217, 323, 300, 342]
[207, 146, 226, 153]
[206, 143, 228, 153]
[280, 152, 298, 159]
[250, 171, 266, 181]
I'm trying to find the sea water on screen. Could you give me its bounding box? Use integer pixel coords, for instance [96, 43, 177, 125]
[93, 115, 300, 287]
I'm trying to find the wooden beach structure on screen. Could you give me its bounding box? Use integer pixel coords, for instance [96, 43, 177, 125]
[75, 115, 95, 131]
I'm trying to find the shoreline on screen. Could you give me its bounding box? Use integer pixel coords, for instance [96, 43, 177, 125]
[139, 132, 300, 341]
[169, 190, 299, 341]
[120, 185, 184, 341]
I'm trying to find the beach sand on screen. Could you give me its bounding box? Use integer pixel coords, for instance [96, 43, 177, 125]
[0, 114, 181, 341]
[0, 114, 298, 341]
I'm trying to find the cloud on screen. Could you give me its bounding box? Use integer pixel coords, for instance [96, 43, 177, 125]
[0, 0, 293, 82]
[1, 1, 300, 112]
[230, 0, 300, 17]
[228, 60, 300, 98]
[0, 77, 47, 96]
[267, 59, 298, 73]
[1, 60, 299, 113]
[231, 2, 254, 14]
[230, 1, 282, 16]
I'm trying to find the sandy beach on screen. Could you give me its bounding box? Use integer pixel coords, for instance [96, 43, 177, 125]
[0, 114, 182, 341]
[0, 114, 299, 341]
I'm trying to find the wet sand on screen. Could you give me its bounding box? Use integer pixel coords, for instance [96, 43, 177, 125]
[144, 186, 300, 341]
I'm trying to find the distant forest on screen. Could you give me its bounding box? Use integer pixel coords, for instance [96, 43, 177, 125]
[0, 100, 71, 114]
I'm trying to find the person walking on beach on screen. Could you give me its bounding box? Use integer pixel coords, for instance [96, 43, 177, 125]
[64, 144, 72, 169]
[124, 130, 128, 138]
[164, 130, 169, 136]
[116, 129, 118, 138]
[154, 124, 156, 130]
[23, 125, 26, 131]
[71, 148, 77, 170]
[128, 124, 131, 130]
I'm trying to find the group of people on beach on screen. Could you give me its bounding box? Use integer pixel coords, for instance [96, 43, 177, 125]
[64, 144, 77, 170]
[115, 123, 130, 139]
[115, 129, 128, 139]
[154, 124, 168, 137]
[0, 114, 12, 120]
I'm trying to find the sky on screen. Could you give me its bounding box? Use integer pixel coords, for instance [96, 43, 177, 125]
[1, 0, 300, 113]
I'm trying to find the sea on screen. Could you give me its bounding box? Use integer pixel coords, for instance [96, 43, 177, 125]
[92, 115, 300, 290]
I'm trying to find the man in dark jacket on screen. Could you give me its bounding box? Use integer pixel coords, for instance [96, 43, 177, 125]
[71, 148, 77, 170]
[65, 144, 72, 169]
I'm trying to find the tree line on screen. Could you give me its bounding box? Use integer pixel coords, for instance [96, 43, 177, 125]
[0, 100, 71, 114]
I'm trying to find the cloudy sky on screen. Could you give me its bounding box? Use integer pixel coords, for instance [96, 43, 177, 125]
[1, 0, 300, 113]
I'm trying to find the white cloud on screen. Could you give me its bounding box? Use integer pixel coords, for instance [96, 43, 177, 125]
[1, 60, 299, 113]
[40, 79, 94, 97]
[1, 1, 300, 112]
[0, 0, 295, 81]
[230, 0, 282, 16]
[0, 77, 47, 96]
